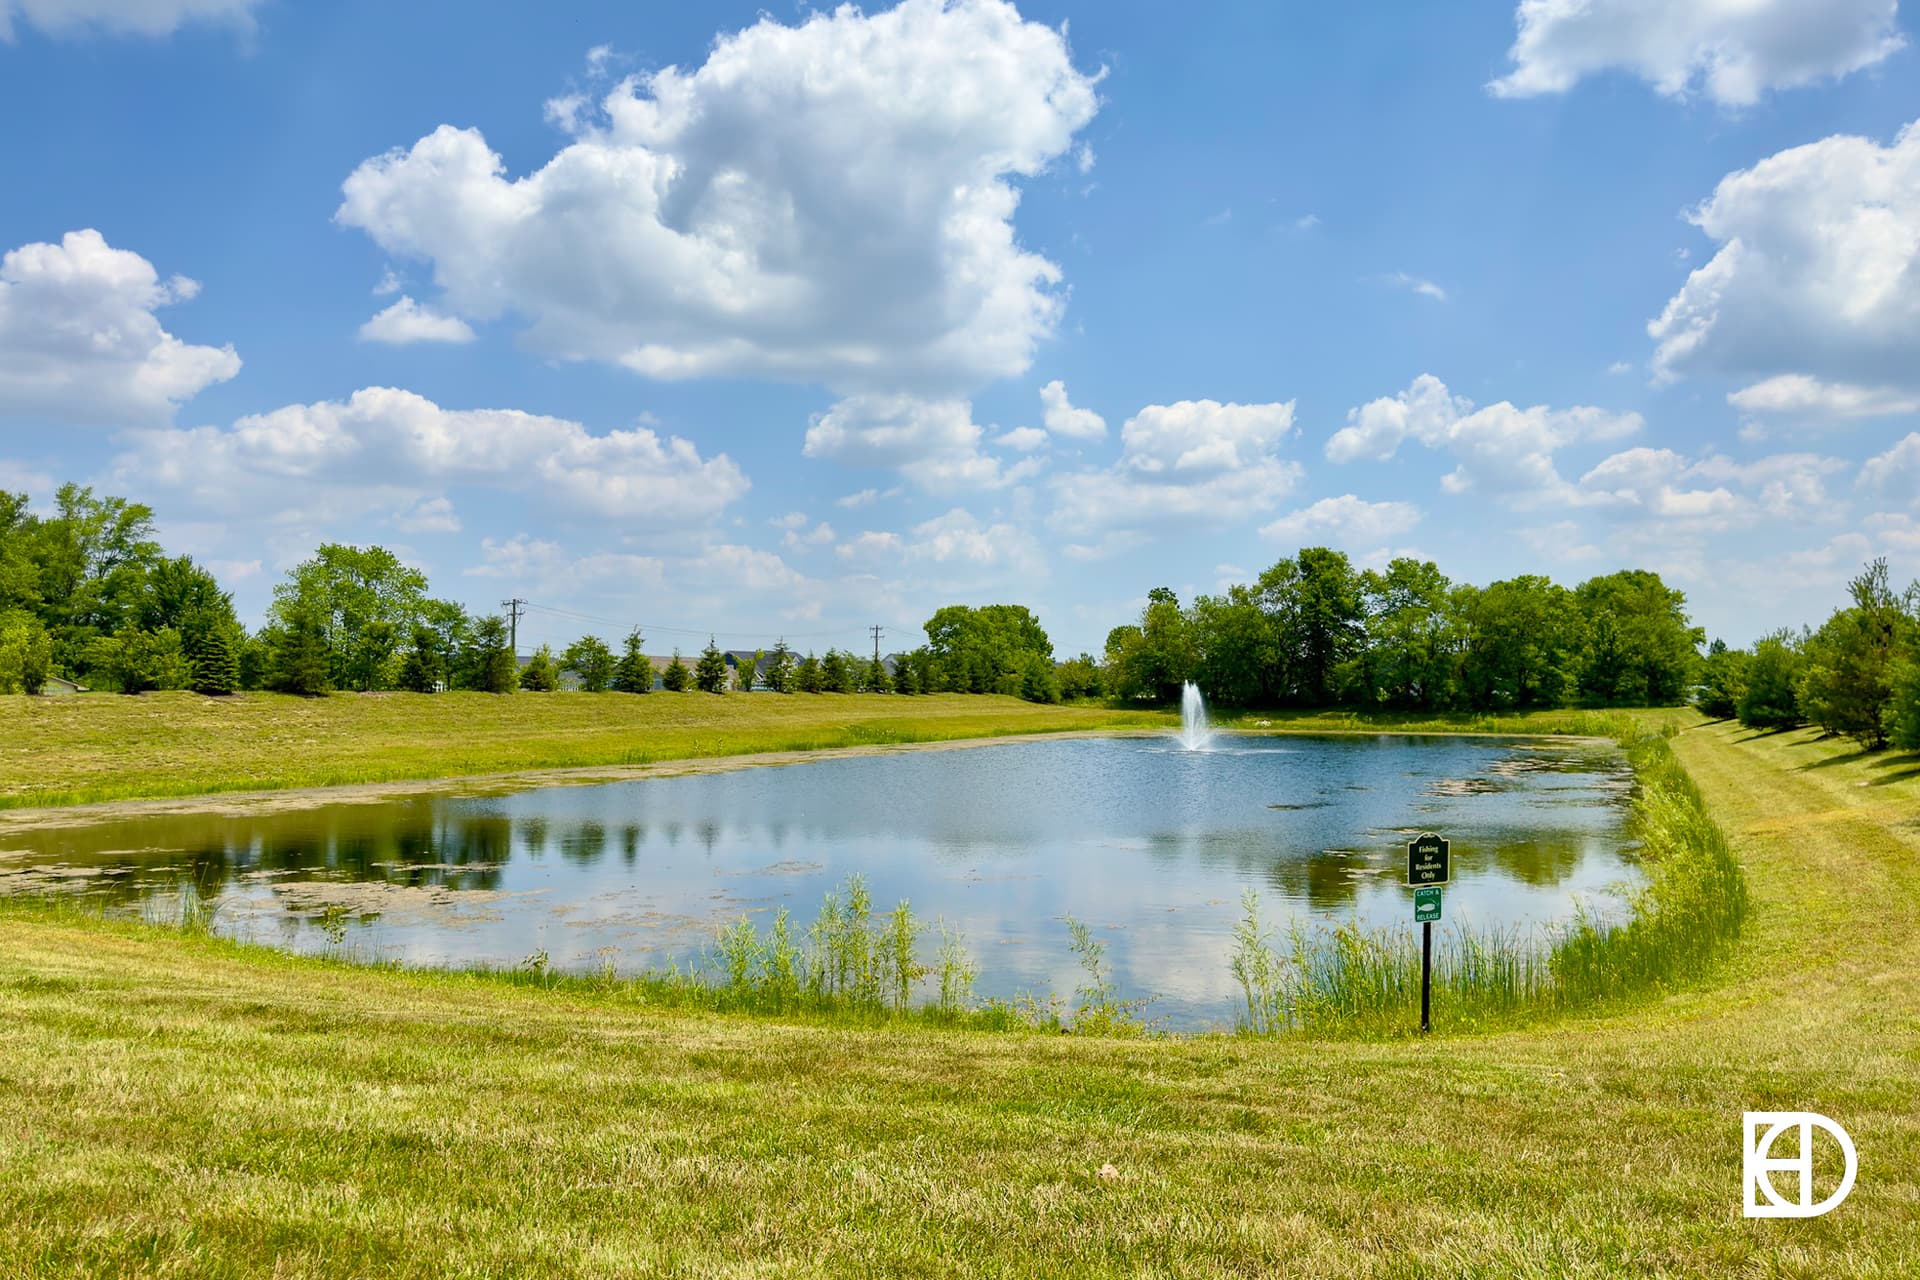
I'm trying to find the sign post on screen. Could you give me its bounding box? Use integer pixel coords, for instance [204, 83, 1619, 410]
[1407, 834, 1449, 1033]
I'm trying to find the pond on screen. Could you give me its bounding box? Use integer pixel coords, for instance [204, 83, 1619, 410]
[0, 733, 1639, 1028]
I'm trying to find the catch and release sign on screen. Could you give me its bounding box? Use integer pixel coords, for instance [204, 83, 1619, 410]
[1414, 886, 1443, 923]
[1406, 833, 1450, 886]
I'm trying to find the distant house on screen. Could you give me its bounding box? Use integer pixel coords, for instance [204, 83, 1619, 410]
[514, 654, 582, 692]
[40, 677, 87, 697]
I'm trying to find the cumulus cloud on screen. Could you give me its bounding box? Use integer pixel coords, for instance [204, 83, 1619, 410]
[464, 533, 667, 588]
[1325, 374, 1641, 505]
[1490, 0, 1904, 106]
[1050, 398, 1303, 542]
[0, 0, 262, 41]
[112, 386, 748, 524]
[335, 0, 1100, 393]
[0, 229, 240, 425]
[1860, 432, 1920, 502]
[1259, 495, 1423, 545]
[358, 295, 477, 345]
[1039, 379, 1105, 439]
[993, 426, 1048, 452]
[1650, 119, 1920, 388]
[803, 393, 1042, 494]
[839, 506, 1046, 581]
[393, 495, 461, 534]
[1728, 374, 1920, 425]
[1577, 446, 1848, 526]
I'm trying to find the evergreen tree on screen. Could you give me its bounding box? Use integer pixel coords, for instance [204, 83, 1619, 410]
[183, 609, 239, 696]
[695, 637, 730, 693]
[764, 638, 795, 692]
[563, 635, 615, 692]
[733, 649, 762, 692]
[796, 651, 823, 693]
[862, 655, 891, 693]
[520, 644, 560, 692]
[892, 653, 920, 696]
[1795, 559, 1911, 749]
[612, 630, 653, 693]
[662, 649, 693, 692]
[269, 602, 333, 696]
[821, 648, 853, 693]
[395, 625, 444, 693]
[1694, 639, 1748, 720]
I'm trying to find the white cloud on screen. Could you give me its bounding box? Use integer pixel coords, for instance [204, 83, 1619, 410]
[1607, 361, 1635, 376]
[1577, 446, 1848, 526]
[1050, 398, 1303, 539]
[0, 0, 262, 41]
[1520, 521, 1604, 563]
[838, 506, 1046, 581]
[1325, 374, 1641, 505]
[1383, 272, 1447, 302]
[465, 533, 667, 589]
[835, 487, 897, 510]
[1490, 0, 1904, 106]
[335, 0, 1101, 393]
[1860, 433, 1920, 502]
[1259, 495, 1423, 545]
[1651, 119, 1920, 388]
[1727, 374, 1920, 424]
[113, 386, 748, 524]
[393, 495, 461, 534]
[358, 295, 477, 345]
[993, 426, 1048, 452]
[1038, 379, 1105, 440]
[373, 268, 402, 297]
[803, 393, 1042, 494]
[0, 229, 240, 425]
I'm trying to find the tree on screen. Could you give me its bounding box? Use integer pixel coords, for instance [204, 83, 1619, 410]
[395, 625, 445, 693]
[1573, 570, 1703, 705]
[184, 610, 240, 696]
[1105, 589, 1194, 704]
[820, 648, 853, 693]
[1887, 657, 1920, 751]
[1456, 576, 1579, 710]
[1261, 549, 1366, 705]
[0, 609, 52, 694]
[733, 650, 763, 692]
[662, 649, 693, 692]
[563, 635, 615, 693]
[1738, 630, 1804, 730]
[1188, 585, 1276, 707]
[1055, 653, 1103, 701]
[612, 630, 653, 693]
[861, 655, 892, 694]
[520, 645, 560, 692]
[38, 484, 163, 673]
[764, 639, 796, 693]
[891, 652, 921, 696]
[88, 628, 193, 694]
[465, 615, 517, 694]
[1694, 639, 1749, 720]
[268, 599, 335, 697]
[1356, 559, 1457, 710]
[1795, 560, 1913, 749]
[267, 544, 433, 691]
[1015, 651, 1059, 703]
[695, 637, 730, 693]
[923, 603, 1055, 695]
[795, 651, 823, 693]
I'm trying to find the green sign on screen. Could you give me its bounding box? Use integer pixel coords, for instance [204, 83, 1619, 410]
[1414, 886, 1442, 923]
[1407, 833, 1450, 885]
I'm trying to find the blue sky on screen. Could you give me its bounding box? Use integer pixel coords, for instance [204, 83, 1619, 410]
[2, 0, 1917, 657]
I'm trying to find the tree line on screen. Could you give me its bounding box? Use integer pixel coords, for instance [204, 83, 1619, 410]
[1094, 549, 1704, 712]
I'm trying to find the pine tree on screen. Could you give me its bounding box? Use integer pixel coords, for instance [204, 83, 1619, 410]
[821, 648, 850, 693]
[562, 635, 615, 692]
[466, 616, 516, 693]
[695, 636, 730, 693]
[662, 649, 693, 692]
[184, 610, 239, 696]
[796, 651, 823, 693]
[612, 630, 653, 693]
[270, 603, 333, 697]
[395, 625, 443, 693]
[520, 644, 560, 692]
[862, 656, 892, 694]
[764, 638, 795, 693]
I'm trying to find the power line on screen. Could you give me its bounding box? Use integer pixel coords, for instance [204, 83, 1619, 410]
[870, 624, 884, 665]
[501, 598, 526, 659]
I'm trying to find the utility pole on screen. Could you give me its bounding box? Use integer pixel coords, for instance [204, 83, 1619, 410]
[502, 598, 526, 659]
[869, 624, 884, 666]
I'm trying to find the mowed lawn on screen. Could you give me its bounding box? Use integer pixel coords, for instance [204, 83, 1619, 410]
[0, 691, 1169, 809]
[1, 717, 1917, 1276]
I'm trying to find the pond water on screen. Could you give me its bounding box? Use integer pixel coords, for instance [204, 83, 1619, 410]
[0, 733, 1639, 1028]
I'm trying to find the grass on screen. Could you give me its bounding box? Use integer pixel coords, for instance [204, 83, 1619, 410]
[0, 690, 1169, 810]
[1, 717, 1917, 1274]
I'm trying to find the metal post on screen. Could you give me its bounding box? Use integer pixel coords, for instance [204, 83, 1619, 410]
[1420, 920, 1432, 1034]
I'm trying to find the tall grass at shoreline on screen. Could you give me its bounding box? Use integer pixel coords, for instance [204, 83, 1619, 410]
[1228, 727, 1751, 1035]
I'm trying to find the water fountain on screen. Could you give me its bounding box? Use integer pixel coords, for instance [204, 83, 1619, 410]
[1176, 681, 1214, 751]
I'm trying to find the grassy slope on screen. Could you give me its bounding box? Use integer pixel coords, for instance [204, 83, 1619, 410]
[1, 718, 1917, 1277]
[0, 691, 1169, 809]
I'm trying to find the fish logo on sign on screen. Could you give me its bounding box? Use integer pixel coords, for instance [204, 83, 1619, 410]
[1743, 1112, 1857, 1218]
